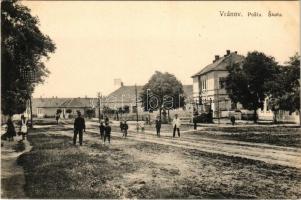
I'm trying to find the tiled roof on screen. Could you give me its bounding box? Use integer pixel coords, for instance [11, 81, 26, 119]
[32, 98, 98, 108]
[192, 53, 245, 77]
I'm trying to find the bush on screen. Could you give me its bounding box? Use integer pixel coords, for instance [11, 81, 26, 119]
[66, 109, 72, 114]
[193, 112, 213, 123]
[86, 109, 95, 118]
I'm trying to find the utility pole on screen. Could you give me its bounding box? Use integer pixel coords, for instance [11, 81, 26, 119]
[135, 84, 139, 123]
[97, 92, 101, 123]
[29, 96, 33, 128]
[217, 88, 220, 124]
[147, 89, 151, 124]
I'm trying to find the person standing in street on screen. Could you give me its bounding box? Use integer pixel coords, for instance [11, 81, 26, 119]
[123, 121, 128, 138]
[120, 121, 124, 133]
[73, 111, 86, 146]
[99, 121, 105, 139]
[20, 115, 28, 141]
[172, 114, 181, 138]
[104, 122, 111, 144]
[6, 116, 16, 142]
[55, 112, 60, 125]
[155, 116, 161, 137]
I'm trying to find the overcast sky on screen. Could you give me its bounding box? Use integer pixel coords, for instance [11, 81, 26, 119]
[22, 1, 299, 98]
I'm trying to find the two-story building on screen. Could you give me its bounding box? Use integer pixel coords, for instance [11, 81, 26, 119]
[191, 50, 244, 118]
[191, 50, 299, 123]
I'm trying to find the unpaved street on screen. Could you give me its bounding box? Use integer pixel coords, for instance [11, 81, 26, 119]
[15, 124, 301, 198]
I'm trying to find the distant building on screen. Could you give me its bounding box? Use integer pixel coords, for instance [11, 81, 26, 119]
[104, 84, 193, 113]
[32, 97, 98, 118]
[104, 85, 144, 113]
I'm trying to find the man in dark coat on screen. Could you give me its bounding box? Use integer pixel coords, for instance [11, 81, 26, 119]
[123, 121, 128, 138]
[155, 116, 161, 137]
[104, 122, 111, 144]
[99, 121, 105, 139]
[6, 117, 16, 141]
[73, 111, 86, 146]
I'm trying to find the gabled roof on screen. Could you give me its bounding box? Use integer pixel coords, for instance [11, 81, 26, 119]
[105, 86, 143, 103]
[105, 85, 193, 103]
[192, 53, 245, 77]
[32, 98, 98, 108]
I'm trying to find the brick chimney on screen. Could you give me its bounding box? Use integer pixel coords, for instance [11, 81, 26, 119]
[226, 50, 231, 55]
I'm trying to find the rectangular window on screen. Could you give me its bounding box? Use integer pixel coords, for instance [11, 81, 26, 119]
[219, 77, 226, 89]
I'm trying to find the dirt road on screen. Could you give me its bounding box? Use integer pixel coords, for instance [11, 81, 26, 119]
[69, 123, 301, 169]
[17, 124, 301, 198]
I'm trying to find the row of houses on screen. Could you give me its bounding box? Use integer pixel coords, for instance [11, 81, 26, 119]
[28, 49, 298, 123]
[30, 84, 193, 118]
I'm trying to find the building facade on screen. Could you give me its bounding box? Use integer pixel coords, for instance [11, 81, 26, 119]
[191, 50, 299, 123]
[192, 50, 244, 117]
[32, 97, 98, 118]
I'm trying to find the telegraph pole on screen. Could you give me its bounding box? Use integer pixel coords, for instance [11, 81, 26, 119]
[217, 88, 220, 124]
[135, 84, 139, 123]
[97, 92, 101, 123]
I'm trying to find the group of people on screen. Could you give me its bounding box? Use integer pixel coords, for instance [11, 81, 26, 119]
[73, 111, 112, 146]
[154, 114, 181, 138]
[72, 111, 183, 146]
[119, 121, 129, 138]
[3, 115, 28, 142]
[99, 121, 111, 144]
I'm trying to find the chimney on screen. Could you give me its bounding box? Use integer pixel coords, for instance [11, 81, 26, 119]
[114, 78, 123, 89]
[213, 55, 220, 63]
[226, 50, 231, 55]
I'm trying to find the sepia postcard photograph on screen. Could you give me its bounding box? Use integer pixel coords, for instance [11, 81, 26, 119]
[1, 0, 300, 199]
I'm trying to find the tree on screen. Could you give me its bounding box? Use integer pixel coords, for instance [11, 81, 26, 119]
[265, 53, 300, 123]
[1, 0, 56, 116]
[86, 108, 95, 119]
[225, 51, 278, 123]
[56, 109, 62, 115]
[140, 71, 185, 119]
